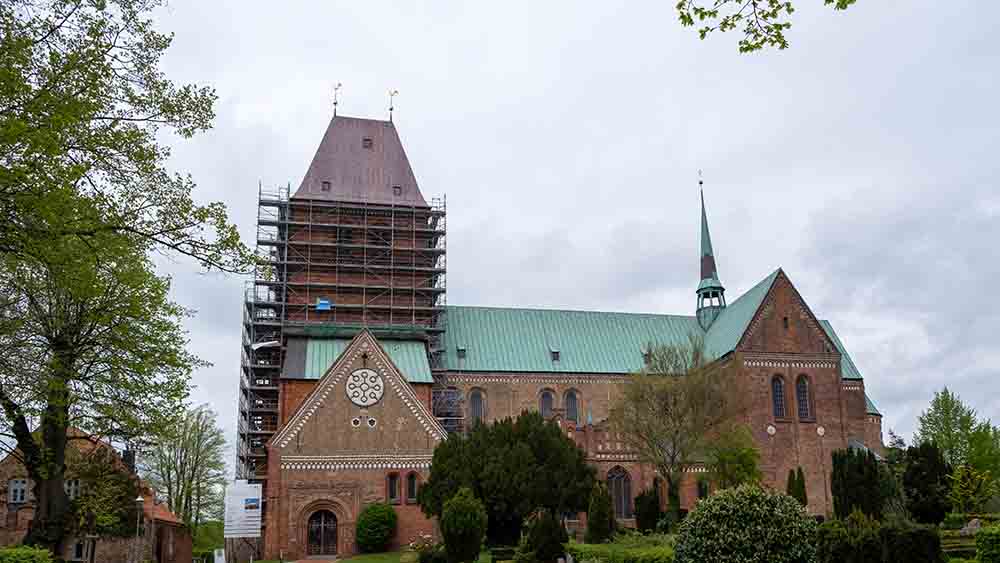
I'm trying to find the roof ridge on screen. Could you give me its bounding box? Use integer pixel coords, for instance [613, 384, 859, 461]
[445, 304, 697, 319]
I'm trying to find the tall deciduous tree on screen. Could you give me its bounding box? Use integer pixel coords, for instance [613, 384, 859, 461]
[142, 405, 228, 527]
[915, 387, 982, 468]
[705, 424, 762, 490]
[0, 231, 196, 553]
[675, 0, 857, 53]
[609, 336, 747, 522]
[0, 0, 251, 271]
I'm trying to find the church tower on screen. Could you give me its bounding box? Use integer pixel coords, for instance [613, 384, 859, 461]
[696, 189, 726, 330]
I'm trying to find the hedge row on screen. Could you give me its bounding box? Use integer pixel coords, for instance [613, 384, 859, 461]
[565, 542, 674, 563]
[943, 513, 1000, 530]
[0, 547, 53, 563]
[979, 526, 1000, 563]
[816, 517, 942, 563]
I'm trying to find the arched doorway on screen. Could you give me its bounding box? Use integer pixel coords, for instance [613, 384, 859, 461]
[307, 510, 338, 556]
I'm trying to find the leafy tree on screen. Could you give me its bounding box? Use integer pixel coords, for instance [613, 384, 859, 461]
[419, 411, 594, 545]
[142, 405, 227, 527]
[705, 424, 761, 490]
[633, 488, 662, 533]
[441, 487, 487, 563]
[65, 445, 141, 539]
[902, 442, 952, 525]
[609, 336, 747, 524]
[914, 387, 980, 467]
[0, 0, 250, 271]
[831, 448, 882, 520]
[968, 422, 1000, 477]
[948, 465, 997, 514]
[584, 482, 614, 544]
[675, 0, 857, 53]
[0, 231, 196, 552]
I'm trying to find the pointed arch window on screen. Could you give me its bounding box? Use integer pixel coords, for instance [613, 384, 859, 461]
[540, 390, 555, 418]
[469, 389, 485, 426]
[796, 375, 813, 420]
[564, 390, 579, 426]
[607, 466, 632, 519]
[772, 375, 786, 418]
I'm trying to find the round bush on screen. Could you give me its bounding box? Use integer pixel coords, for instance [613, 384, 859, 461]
[356, 502, 398, 553]
[441, 487, 488, 563]
[674, 484, 818, 563]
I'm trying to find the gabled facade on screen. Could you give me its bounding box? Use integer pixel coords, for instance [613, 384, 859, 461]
[241, 112, 884, 558]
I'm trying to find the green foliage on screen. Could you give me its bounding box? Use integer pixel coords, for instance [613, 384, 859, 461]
[673, 484, 817, 563]
[786, 467, 807, 506]
[878, 520, 944, 563]
[904, 443, 953, 525]
[674, 0, 857, 53]
[634, 488, 662, 534]
[356, 502, 398, 553]
[143, 405, 228, 526]
[585, 482, 615, 544]
[193, 521, 224, 553]
[65, 446, 141, 538]
[518, 510, 568, 563]
[817, 513, 944, 563]
[705, 425, 761, 490]
[816, 511, 881, 563]
[949, 465, 999, 514]
[978, 525, 1000, 563]
[564, 541, 674, 563]
[916, 388, 983, 468]
[420, 411, 594, 545]
[831, 448, 883, 520]
[441, 488, 488, 563]
[0, 547, 53, 563]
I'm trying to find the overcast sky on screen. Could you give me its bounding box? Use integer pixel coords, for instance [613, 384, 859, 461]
[151, 0, 999, 469]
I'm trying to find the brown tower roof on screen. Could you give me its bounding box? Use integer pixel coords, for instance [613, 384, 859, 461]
[293, 115, 427, 206]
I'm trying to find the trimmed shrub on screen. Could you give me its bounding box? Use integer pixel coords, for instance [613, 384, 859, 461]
[564, 542, 674, 563]
[878, 520, 943, 563]
[904, 443, 952, 525]
[979, 525, 1000, 563]
[0, 547, 54, 563]
[673, 484, 817, 563]
[816, 511, 880, 563]
[832, 448, 883, 520]
[441, 487, 488, 563]
[796, 467, 808, 507]
[356, 502, 398, 553]
[634, 488, 662, 533]
[520, 510, 568, 563]
[942, 513, 968, 530]
[586, 482, 615, 544]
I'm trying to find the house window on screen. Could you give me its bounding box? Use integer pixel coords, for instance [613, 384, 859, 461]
[783, 316, 789, 330]
[387, 473, 400, 504]
[469, 389, 485, 426]
[70, 541, 85, 562]
[406, 473, 418, 503]
[564, 390, 579, 426]
[64, 479, 81, 500]
[550, 349, 560, 362]
[697, 479, 710, 500]
[607, 466, 632, 519]
[772, 376, 786, 418]
[796, 375, 812, 420]
[539, 390, 554, 418]
[392, 185, 402, 197]
[8, 479, 27, 503]
[321, 180, 331, 192]
[362, 137, 374, 149]
[456, 346, 467, 360]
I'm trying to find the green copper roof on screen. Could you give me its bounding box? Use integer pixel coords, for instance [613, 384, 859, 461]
[703, 269, 780, 357]
[441, 306, 701, 373]
[698, 277, 724, 291]
[701, 190, 715, 258]
[819, 320, 864, 381]
[864, 393, 881, 416]
[304, 338, 434, 383]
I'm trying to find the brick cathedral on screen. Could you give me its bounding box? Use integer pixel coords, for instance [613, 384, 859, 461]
[235, 114, 884, 560]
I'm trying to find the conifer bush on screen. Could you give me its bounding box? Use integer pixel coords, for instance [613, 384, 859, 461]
[356, 502, 398, 553]
[673, 484, 817, 563]
[441, 487, 488, 563]
[585, 482, 615, 544]
[634, 488, 662, 533]
[979, 525, 1000, 563]
[518, 510, 568, 563]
